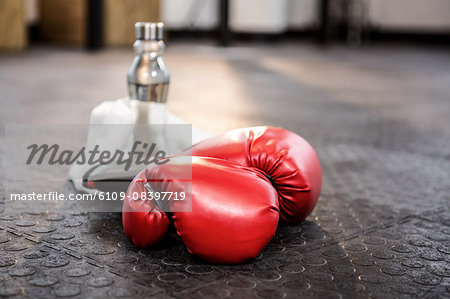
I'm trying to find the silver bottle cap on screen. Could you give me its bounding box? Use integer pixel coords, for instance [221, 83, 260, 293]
[135, 22, 164, 41]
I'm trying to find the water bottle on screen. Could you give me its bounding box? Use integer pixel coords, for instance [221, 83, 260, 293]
[127, 22, 169, 102]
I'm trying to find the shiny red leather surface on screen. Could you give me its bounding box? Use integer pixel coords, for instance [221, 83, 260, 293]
[189, 126, 322, 223]
[124, 156, 279, 264]
[122, 170, 170, 248]
[122, 126, 321, 263]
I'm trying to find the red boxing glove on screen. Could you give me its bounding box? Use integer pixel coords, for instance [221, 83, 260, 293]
[189, 126, 321, 223]
[123, 156, 279, 264]
[122, 170, 170, 248]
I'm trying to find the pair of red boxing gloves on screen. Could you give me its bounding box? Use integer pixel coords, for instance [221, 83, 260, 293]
[122, 126, 322, 264]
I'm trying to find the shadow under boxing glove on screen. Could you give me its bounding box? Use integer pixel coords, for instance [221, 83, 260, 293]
[188, 126, 322, 223]
[122, 156, 279, 264]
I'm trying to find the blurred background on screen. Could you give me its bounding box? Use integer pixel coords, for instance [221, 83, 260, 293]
[1, 0, 450, 50]
[0, 0, 449, 134]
